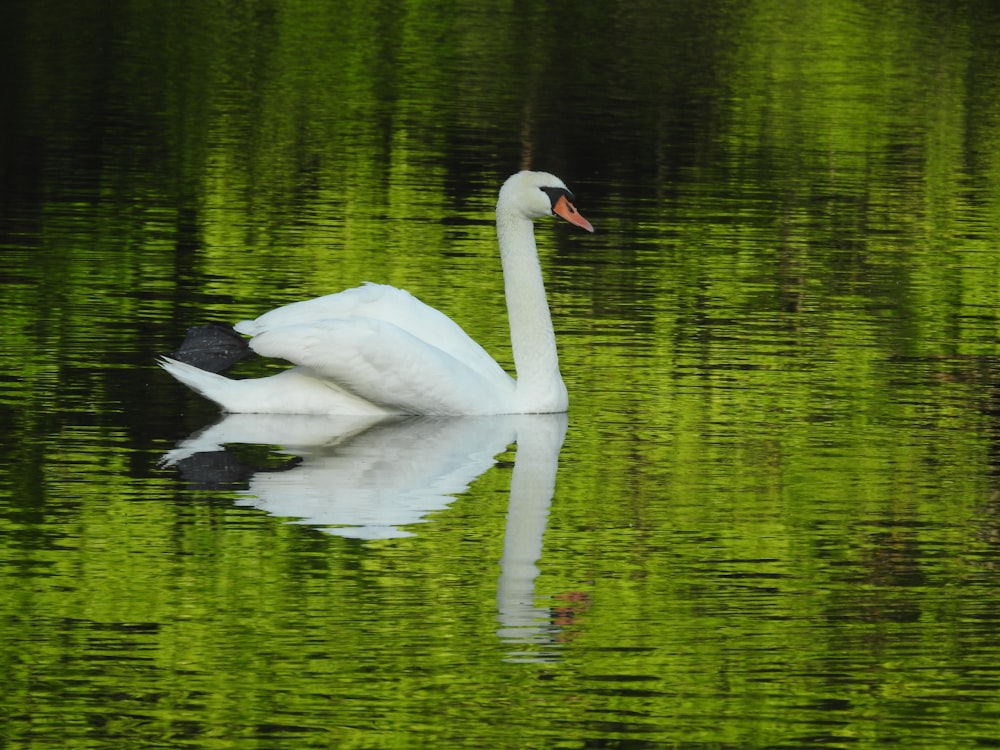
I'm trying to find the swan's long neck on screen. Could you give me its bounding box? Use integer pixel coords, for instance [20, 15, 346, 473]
[496, 208, 567, 412]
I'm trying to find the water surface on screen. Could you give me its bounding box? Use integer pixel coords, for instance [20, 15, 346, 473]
[3, 1, 1000, 748]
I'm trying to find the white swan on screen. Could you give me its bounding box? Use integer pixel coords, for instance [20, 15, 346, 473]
[159, 171, 593, 416]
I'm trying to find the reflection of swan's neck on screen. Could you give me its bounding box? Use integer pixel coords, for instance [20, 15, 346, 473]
[496, 413, 568, 657]
[497, 209, 567, 412]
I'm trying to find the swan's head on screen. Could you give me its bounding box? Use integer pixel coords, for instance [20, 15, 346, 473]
[498, 171, 594, 232]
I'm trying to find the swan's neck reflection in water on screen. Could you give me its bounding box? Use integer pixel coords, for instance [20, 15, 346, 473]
[163, 412, 570, 661]
[496, 414, 568, 662]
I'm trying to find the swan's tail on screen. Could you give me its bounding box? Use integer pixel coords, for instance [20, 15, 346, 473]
[158, 357, 247, 411]
[158, 357, 395, 416]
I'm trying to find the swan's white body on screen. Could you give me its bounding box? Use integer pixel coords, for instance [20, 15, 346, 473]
[160, 171, 593, 416]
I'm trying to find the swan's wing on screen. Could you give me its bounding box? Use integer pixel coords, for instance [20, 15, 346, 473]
[234, 284, 382, 335]
[248, 318, 516, 415]
[235, 284, 510, 387]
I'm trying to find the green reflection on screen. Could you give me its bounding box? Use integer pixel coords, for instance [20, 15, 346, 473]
[2, 0, 1000, 748]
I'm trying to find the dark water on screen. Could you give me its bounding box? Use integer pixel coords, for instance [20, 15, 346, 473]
[3, 1, 1000, 748]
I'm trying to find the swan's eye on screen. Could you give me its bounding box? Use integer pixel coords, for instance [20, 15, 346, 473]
[540, 186, 574, 209]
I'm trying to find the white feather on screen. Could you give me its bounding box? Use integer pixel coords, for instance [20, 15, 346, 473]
[160, 171, 592, 415]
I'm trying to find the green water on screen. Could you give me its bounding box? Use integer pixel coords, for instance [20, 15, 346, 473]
[3, 1, 1000, 747]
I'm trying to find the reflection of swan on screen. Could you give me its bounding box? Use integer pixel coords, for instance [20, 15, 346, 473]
[496, 413, 569, 661]
[164, 412, 570, 658]
[159, 171, 593, 416]
[164, 413, 518, 539]
[164, 414, 567, 661]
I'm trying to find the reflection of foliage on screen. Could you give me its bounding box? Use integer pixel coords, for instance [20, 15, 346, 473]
[3, 1, 1000, 746]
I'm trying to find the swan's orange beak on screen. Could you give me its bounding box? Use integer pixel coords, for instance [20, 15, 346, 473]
[553, 195, 595, 233]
